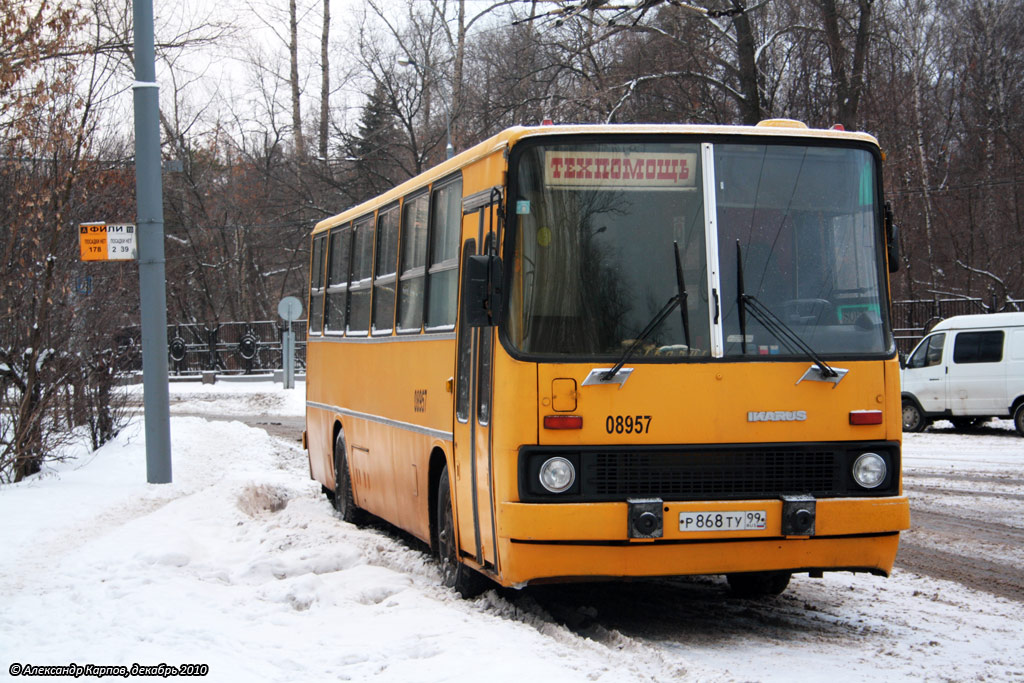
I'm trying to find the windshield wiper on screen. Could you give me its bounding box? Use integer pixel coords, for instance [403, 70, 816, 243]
[673, 240, 691, 349]
[602, 294, 682, 382]
[735, 240, 837, 378]
[602, 241, 691, 381]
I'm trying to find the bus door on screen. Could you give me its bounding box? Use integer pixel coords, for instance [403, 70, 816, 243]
[453, 191, 502, 572]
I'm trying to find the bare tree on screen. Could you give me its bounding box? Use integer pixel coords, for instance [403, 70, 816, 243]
[319, 0, 330, 161]
[290, 0, 306, 158]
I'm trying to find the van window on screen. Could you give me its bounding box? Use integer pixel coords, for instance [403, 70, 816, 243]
[953, 331, 1004, 364]
[908, 333, 944, 369]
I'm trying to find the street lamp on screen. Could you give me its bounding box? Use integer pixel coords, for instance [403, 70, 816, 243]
[397, 56, 454, 160]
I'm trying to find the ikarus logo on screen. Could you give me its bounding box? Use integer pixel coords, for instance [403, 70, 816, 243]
[748, 410, 808, 422]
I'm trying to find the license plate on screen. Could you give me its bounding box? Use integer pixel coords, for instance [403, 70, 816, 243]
[679, 510, 767, 532]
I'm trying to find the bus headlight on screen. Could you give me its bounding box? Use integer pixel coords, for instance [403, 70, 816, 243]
[539, 457, 576, 493]
[852, 452, 886, 489]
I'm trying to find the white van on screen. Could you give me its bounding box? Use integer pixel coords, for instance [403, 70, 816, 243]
[901, 312, 1024, 435]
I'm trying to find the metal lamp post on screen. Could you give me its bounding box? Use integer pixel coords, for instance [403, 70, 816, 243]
[397, 56, 454, 160]
[133, 0, 172, 483]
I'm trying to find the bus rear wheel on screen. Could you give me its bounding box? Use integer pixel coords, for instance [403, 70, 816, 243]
[726, 571, 791, 597]
[1014, 403, 1024, 437]
[436, 465, 489, 598]
[333, 431, 366, 525]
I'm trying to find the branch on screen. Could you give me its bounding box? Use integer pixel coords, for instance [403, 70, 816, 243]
[954, 260, 1006, 288]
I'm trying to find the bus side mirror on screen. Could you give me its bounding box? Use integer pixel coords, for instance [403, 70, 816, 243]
[463, 254, 504, 327]
[885, 203, 900, 273]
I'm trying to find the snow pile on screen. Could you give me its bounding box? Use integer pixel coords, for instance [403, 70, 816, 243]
[0, 411, 689, 682]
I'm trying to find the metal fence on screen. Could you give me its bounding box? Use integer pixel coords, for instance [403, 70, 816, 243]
[127, 302, 1024, 372]
[891, 298, 1024, 355]
[164, 320, 307, 375]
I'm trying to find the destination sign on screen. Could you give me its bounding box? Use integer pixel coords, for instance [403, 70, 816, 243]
[544, 151, 697, 189]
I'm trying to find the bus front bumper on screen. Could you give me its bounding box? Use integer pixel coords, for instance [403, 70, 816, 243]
[495, 495, 909, 585]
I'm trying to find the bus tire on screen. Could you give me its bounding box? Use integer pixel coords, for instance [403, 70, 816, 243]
[1014, 402, 1024, 437]
[726, 571, 791, 597]
[436, 465, 489, 598]
[902, 399, 928, 433]
[333, 431, 366, 526]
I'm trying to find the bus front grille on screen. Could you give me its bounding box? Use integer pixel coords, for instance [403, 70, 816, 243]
[589, 451, 837, 499]
[517, 442, 900, 502]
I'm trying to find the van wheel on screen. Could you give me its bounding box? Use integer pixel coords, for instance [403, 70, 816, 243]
[436, 465, 489, 598]
[1014, 403, 1024, 437]
[727, 571, 791, 597]
[333, 432, 366, 525]
[902, 400, 928, 433]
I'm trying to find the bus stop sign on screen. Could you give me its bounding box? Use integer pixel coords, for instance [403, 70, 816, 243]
[278, 296, 303, 322]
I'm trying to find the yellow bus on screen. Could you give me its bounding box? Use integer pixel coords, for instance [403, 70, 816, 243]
[305, 121, 910, 597]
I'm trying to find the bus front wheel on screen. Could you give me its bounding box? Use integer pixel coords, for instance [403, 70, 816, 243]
[333, 431, 366, 526]
[436, 465, 489, 598]
[726, 571, 791, 597]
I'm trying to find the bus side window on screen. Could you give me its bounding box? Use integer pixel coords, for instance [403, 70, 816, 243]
[308, 233, 327, 335]
[426, 176, 463, 330]
[347, 216, 374, 336]
[373, 205, 400, 335]
[324, 224, 352, 334]
[397, 192, 429, 333]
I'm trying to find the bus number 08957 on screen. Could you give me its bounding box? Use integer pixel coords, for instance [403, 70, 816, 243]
[605, 415, 652, 434]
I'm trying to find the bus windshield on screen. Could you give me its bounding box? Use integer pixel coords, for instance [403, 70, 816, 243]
[506, 139, 891, 360]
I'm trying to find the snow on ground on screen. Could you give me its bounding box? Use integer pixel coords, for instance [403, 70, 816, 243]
[126, 378, 307, 418]
[2, 381, 1022, 682]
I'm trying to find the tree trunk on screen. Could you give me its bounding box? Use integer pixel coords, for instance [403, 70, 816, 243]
[451, 0, 466, 150]
[732, 11, 763, 125]
[911, 74, 938, 292]
[319, 0, 330, 162]
[290, 0, 305, 158]
[819, 0, 872, 129]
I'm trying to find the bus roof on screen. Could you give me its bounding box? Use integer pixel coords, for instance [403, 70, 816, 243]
[313, 122, 881, 235]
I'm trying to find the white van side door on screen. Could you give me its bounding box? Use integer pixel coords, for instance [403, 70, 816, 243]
[946, 330, 1006, 415]
[903, 332, 947, 413]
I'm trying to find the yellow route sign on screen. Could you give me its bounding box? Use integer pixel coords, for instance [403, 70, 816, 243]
[79, 223, 137, 261]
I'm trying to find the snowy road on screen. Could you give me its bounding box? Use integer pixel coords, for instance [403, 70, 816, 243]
[898, 425, 1024, 602]
[1, 382, 1021, 682]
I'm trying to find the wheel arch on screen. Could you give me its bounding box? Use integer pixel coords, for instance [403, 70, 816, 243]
[901, 392, 925, 413]
[331, 418, 345, 492]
